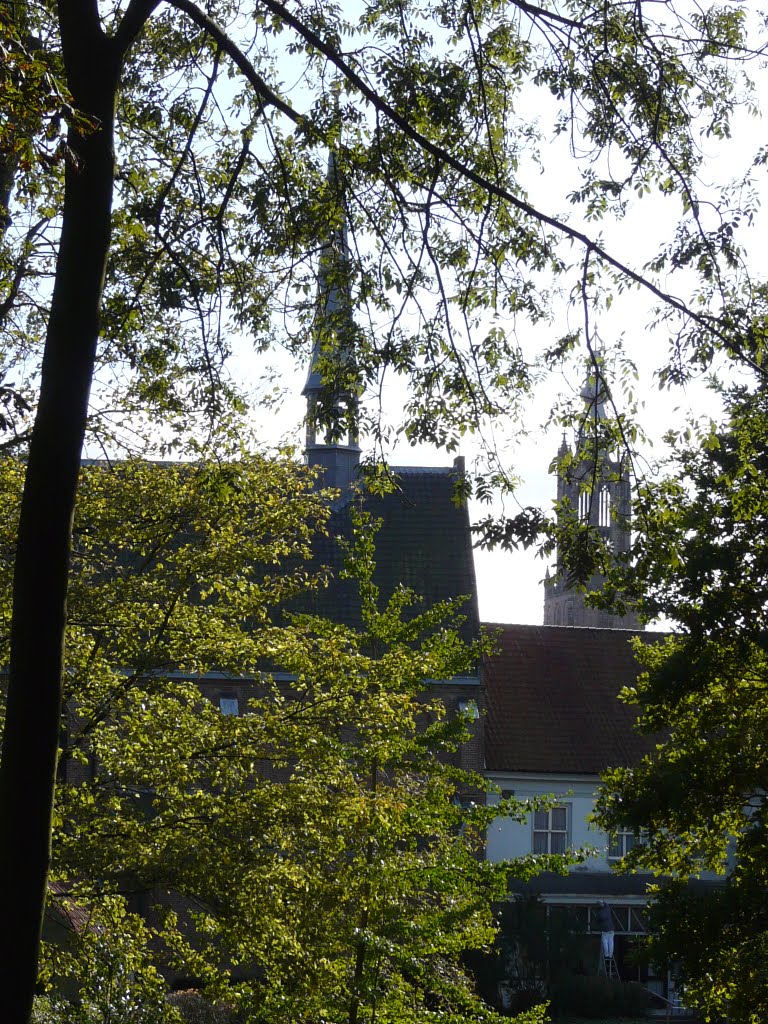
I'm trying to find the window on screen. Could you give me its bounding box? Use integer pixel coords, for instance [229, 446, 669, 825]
[578, 490, 591, 521]
[533, 806, 569, 854]
[587, 903, 648, 935]
[458, 699, 480, 721]
[219, 696, 239, 716]
[599, 486, 612, 527]
[608, 828, 639, 862]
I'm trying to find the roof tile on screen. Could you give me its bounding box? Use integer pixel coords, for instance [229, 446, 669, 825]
[301, 466, 479, 644]
[483, 624, 665, 774]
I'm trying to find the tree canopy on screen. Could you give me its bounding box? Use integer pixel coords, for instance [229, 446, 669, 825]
[594, 382, 768, 1022]
[1, 0, 764, 453]
[0, 0, 766, 1018]
[0, 456, 553, 1024]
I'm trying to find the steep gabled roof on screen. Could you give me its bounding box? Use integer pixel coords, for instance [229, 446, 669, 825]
[483, 624, 665, 774]
[301, 463, 479, 645]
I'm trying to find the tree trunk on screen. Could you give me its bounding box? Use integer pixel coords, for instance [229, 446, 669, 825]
[348, 762, 378, 1024]
[0, 8, 120, 1019]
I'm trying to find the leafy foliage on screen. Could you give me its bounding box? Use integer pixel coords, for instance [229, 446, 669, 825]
[0, 457, 550, 1023]
[2, 0, 767, 1017]
[0, 0, 763, 457]
[594, 384, 768, 1021]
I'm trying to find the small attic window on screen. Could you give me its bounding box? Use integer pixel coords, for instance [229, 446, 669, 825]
[219, 696, 239, 717]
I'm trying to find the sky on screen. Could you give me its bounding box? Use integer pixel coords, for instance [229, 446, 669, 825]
[235, 121, 765, 627]
[238, 279, 726, 627]
[224, 13, 768, 628]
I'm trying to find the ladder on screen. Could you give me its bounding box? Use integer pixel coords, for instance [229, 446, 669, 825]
[598, 953, 620, 980]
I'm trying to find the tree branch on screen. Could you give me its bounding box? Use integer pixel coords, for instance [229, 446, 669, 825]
[0, 218, 47, 322]
[152, 47, 221, 230]
[511, 0, 584, 31]
[253, 0, 742, 352]
[164, 0, 301, 125]
[113, 0, 161, 56]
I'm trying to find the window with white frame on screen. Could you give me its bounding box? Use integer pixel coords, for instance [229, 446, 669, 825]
[587, 903, 648, 935]
[608, 828, 639, 862]
[533, 805, 569, 854]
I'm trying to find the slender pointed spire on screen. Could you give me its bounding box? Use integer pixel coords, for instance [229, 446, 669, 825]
[543, 356, 642, 629]
[303, 152, 352, 398]
[303, 150, 360, 490]
[579, 355, 609, 428]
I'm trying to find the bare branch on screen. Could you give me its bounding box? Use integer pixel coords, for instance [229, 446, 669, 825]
[0, 218, 47, 323]
[152, 47, 221, 230]
[511, 0, 584, 31]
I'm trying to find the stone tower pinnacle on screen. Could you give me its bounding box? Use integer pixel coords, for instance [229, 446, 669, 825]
[543, 366, 642, 629]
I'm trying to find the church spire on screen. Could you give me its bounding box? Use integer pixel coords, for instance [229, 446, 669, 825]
[303, 150, 360, 490]
[543, 361, 642, 630]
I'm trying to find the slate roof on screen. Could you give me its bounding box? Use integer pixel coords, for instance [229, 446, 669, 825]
[299, 462, 480, 645]
[483, 624, 666, 774]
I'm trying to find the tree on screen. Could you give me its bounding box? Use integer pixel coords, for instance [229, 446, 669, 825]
[0, 457, 553, 1023]
[593, 382, 768, 1022]
[0, 0, 764, 1018]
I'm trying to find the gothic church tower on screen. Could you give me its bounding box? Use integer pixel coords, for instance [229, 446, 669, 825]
[543, 369, 642, 629]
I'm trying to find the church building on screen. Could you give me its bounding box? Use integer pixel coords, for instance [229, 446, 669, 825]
[299, 155, 483, 773]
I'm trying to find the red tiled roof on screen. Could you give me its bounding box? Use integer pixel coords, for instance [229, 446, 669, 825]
[47, 880, 96, 934]
[482, 624, 665, 774]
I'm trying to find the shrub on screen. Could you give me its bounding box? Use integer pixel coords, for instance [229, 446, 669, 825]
[33, 992, 174, 1024]
[549, 975, 653, 1019]
[31, 997, 67, 1024]
[167, 990, 238, 1024]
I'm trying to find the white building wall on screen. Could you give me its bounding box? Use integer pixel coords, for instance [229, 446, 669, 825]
[486, 772, 612, 868]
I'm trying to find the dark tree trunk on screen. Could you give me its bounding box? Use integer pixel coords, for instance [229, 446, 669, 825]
[0, 7, 121, 1019]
